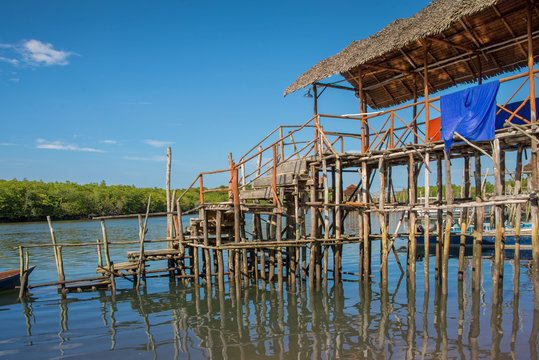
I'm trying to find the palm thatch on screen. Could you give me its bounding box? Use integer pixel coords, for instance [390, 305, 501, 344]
[284, 0, 539, 109]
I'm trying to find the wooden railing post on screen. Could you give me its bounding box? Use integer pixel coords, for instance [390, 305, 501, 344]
[199, 175, 204, 205]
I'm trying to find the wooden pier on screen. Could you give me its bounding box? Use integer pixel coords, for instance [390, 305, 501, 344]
[15, 0, 539, 305]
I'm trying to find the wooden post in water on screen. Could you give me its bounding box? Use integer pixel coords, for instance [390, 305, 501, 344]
[458, 156, 471, 281]
[309, 164, 318, 289]
[276, 207, 284, 292]
[322, 159, 329, 288]
[166, 147, 172, 248]
[201, 208, 211, 288]
[408, 153, 417, 279]
[472, 153, 484, 290]
[100, 220, 115, 292]
[423, 152, 430, 288]
[379, 157, 388, 286]
[442, 150, 453, 295]
[436, 157, 443, 281]
[215, 210, 225, 292]
[515, 146, 523, 263]
[48, 216, 65, 292]
[362, 161, 371, 281]
[176, 199, 188, 285]
[493, 139, 505, 299]
[335, 158, 343, 284]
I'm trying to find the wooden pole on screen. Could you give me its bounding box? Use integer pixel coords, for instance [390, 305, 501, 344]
[408, 153, 417, 279]
[309, 164, 318, 289]
[362, 161, 371, 281]
[176, 198, 188, 285]
[47, 216, 65, 291]
[423, 41, 430, 143]
[202, 208, 211, 288]
[216, 210, 224, 292]
[335, 158, 343, 284]
[442, 150, 453, 295]
[527, 0, 539, 269]
[229, 153, 242, 293]
[458, 156, 471, 281]
[472, 153, 484, 291]
[423, 152, 430, 289]
[322, 159, 329, 288]
[276, 208, 283, 292]
[493, 139, 505, 300]
[436, 157, 443, 281]
[100, 220, 115, 292]
[379, 157, 388, 286]
[515, 146, 523, 263]
[166, 147, 172, 245]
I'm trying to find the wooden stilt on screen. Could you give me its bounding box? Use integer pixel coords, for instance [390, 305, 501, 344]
[472, 153, 484, 291]
[493, 139, 505, 300]
[442, 150, 453, 295]
[216, 210, 225, 292]
[436, 157, 443, 281]
[47, 216, 65, 292]
[408, 153, 417, 279]
[322, 159, 329, 288]
[100, 220, 115, 292]
[362, 161, 371, 281]
[423, 152, 431, 289]
[458, 156, 471, 281]
[379, 157, 388, 286]
[202, 208, 211, 288]
[515, 146, 523, 264]
[276, 208, 284, 292]
[335, 158, 343, 284]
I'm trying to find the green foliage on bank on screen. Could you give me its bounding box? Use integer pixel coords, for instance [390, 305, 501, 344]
[0, 179, 228, 222]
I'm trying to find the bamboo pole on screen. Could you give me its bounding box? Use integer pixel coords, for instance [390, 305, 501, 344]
[322, 159, 329, 288]
[493, 139, 505, 301]
[47, 216, 65, 291]
[335, 158, 343, 284]
[423, 152, 430, 289]
[276, 208, 283, 292]
[458, 156, 471, 281]
[176, 198, 188, 285]
[442, 150, 453, 295]
[436, 157, 443, 281]
[309, 164, 318, 289]
[515, 146, 523, 263]
[362, 161, 371, 281]
[166, 147, 172, 246]
[100, 220, 115, 292]
[202, 208, 211, 288]
[216, 210, 225, 292]
[379, 157, 388, 286]
[408, 153, 417, 279]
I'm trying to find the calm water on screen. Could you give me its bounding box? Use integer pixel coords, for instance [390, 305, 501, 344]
[0, 217, 538, 359]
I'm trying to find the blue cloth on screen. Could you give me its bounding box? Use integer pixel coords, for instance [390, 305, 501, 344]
[495, 97, 537, 129]
[441, 81, 500, 152]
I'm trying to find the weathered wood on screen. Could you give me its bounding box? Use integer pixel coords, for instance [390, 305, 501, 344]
[423, 152, 430, 288]
[335, 158, 343, 284]
[442, 151, 453, 295]
[276, 209, 283, 291]
[514, 146, 523, 262]
[322, 159, 329, 288]
[458, 157, 471, 281]
[361, 161, 371, 281]
[215, 210, 224, 292]
[379, 157, 388, 285]
[492, 139, 505, 300]
[436, 157, 443, 281]
[408, 153, 417, 279]
[472, 153, 485, 291]
[47, 216, 65, 288]
[100, 220, 115, 291]
[166, 147, 172, 242]
[309, 164, 318, 289]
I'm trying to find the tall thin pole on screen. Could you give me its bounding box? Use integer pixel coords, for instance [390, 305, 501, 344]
[423, 41, 430, 143]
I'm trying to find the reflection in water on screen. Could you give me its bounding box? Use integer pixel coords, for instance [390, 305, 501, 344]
[1, 218, 538, 359]
[3, 269, 538, 359]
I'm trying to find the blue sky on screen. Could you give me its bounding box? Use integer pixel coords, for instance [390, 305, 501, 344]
[2, 0, 515, 190]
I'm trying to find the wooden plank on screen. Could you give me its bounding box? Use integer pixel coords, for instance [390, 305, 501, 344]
[239, 188, 273, 200]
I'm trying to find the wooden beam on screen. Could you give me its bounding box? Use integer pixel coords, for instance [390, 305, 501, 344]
[426, 36, 475, 53]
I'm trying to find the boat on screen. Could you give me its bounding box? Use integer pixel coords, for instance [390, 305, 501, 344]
[0, 266, 36, 292]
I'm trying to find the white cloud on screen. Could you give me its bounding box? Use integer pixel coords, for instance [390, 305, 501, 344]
[124, 155, 166, 162]
[101, 139, 117, 144]
[143, 139, 173, 148]
[36, 138, 104, 153]
[21, 40, 74, 66]
[0, 56, 18, 65]
[0, 40, 75, 69]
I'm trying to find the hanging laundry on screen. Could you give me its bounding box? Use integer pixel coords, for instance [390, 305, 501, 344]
[441, 81, 499, 152]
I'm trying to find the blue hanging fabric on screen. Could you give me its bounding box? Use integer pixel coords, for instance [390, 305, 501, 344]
[441, 81, 500, 152]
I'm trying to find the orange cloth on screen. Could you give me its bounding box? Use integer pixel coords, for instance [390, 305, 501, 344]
[428, 116, 441, 142]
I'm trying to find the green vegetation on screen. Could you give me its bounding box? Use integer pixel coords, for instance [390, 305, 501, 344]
[0, 179, 228, 222]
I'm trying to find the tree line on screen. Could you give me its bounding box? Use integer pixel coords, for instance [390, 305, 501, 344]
[0, 179, 228, 222]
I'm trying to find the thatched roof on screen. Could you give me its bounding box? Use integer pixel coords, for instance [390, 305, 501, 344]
[285, 0, 539, 109]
